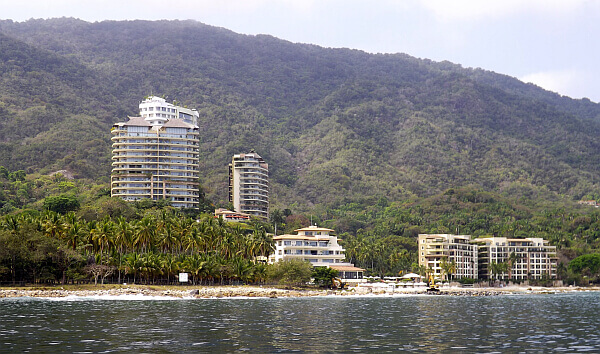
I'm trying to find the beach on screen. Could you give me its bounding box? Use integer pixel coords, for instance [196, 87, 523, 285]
[1, 284, 597, 299]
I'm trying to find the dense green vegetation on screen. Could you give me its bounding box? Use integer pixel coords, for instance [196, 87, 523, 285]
[1, 19, 600, 284]
[568, 253, 600, 284]
[0, 168, 598, 284]
[1, 18, 600, 209]
[0, 208, 276, 285]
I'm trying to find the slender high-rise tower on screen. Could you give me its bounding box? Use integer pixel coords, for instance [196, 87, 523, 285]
[228, 150, 269, 220]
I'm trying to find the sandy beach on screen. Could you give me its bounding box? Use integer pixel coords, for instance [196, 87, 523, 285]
[1, 284, 598, 299]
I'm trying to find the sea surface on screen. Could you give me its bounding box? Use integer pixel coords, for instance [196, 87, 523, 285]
[1, 291, 599, 352]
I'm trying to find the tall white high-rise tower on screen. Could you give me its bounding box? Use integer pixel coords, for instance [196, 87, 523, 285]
[110, 97, 200, 208]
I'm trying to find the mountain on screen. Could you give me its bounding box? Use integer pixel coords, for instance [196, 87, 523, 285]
[1, 18, 600, 211]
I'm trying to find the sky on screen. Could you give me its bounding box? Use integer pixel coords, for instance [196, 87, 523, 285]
[2, 0, 599, 102]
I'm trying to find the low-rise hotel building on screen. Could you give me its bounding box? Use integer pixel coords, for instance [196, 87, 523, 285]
[418, 234, 478, 280]
[270, 226, 365, 283]
[473, 237, 558, 280]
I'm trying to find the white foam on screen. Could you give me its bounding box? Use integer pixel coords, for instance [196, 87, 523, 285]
[39, 294, 194, 301]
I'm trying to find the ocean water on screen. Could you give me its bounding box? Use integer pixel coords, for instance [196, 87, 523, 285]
[1, 292, 599, 352]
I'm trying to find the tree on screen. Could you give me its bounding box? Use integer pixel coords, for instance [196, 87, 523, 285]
[43, 195, 80, 214]
[84, 264, 115, 285]
[270, 209, 285, 236]
[267, 259, 312, 286]
[569, 254, 600, 279]
[54, 246, 85, 284]
[411, 262, 427, 277]
[312, 266, 339, 288]
[440, 258, 456, 282]
[507, 252, 520, 280]
[490, 261, 509, 282]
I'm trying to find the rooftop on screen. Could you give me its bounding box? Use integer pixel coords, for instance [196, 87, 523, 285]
[329, 265, 365, 272]
[295, 225, 335, 233]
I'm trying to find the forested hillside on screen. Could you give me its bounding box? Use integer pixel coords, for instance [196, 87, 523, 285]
[3, 18, 600, 280]
[1, 18, 600, 211]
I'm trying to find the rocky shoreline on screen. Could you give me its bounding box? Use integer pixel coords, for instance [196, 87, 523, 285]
[0, 285, 597, 299]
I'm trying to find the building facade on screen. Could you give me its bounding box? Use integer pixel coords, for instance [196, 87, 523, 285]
[228, 151, 269, 220]
[214, 208, 251, 222]
[418, 234, 479, 280]
[270, 226, 364, 283]
[139, 96, 199, 125]
[473, 237, 558, 280]
[111, 107, 200, 208]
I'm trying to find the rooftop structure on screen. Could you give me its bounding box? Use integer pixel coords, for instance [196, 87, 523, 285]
[418, 234, 478, 281]
[111, 109, 200, 208]
[139, 96, 200, 125]
[214, 208, 251, 222]
[228, 151, 269, 220]
[473, 237, 558, 280]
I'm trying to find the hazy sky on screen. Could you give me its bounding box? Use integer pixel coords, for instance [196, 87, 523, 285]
[2, 0, 599, 102]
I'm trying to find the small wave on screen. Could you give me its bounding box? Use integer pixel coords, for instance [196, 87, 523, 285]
[38, 294, 194, 301]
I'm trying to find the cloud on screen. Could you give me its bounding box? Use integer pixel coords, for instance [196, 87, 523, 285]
[419, 0, 589, 21]
[519, 70, 582, 98]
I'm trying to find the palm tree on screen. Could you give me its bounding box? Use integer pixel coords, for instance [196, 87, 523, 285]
[3, 214, 20, 233]
[440, 258, 457, 282]
[158, 223, 178, 253]
[122, 253, 143, 284]
[161, 254, 180, 285]
[139, 253, 161, 284]
[250, 227, 274, 260]
[490, 261, 509, 282]
[182, 254, 205, 285]
[507, 252, 520, 280]
[134, 217, 156, 253]
[412, 263, 427, 278]
[42, 211, 65, 239]
[64, 220, 84, 251]
[114, 217, 134, 254]
[231, 257, 253, 284]
[91, 219, 115, 264]
[252, 263, 268, 284]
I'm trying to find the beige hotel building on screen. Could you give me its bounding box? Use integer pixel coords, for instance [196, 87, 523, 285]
[418, 234, 479, 280]
[418, 234, 557, 281]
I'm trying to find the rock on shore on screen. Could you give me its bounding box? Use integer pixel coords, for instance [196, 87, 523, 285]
[0, 286, 331, 299]
[0, 285, 596, 299]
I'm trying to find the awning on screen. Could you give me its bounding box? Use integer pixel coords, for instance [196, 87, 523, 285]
[401, 273, 422, 279]
[330, 265, 365, 272]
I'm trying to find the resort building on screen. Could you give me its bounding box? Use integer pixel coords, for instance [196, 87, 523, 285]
[473, 237, 558, 280]
[228, 151, 269, 220]
[418, 234, 478, 281]
[270, 226, 365, 283]
[111, 101, 200, 208]
[139, 96, 199, 125]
